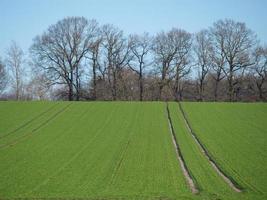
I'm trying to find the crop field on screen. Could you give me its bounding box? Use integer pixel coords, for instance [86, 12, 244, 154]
[0, 101, 266, 200]
[180, 102, 267, 199]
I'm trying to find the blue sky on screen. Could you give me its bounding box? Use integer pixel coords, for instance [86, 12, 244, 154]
[1, 0, 267, 56]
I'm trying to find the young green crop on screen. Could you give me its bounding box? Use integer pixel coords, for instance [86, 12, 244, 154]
[0, 101, 266, 200]
[0, 102, 191, 199]
[181, 102, 267, 200]
[168, 102, 242, 200]
[0, 101, 57, 136]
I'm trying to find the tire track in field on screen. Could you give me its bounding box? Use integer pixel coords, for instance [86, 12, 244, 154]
[108, 139, 131, 185]
[177, 101, 242, 193]
[166, 103, 199, 194]
[24, 104, 118, 196]
[0, 103, 72, 150]
[0, 103, 59, 140]
[107, 105, 139, 186]
[0, 103, 96, 177]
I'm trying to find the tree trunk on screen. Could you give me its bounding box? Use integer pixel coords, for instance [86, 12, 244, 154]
[199, 79, 204, 101]
[69, 71, 73, 101]
[92, 54, 97, 100]
[76, 90, 79, 101]
[158, 84, 163, 101]
[15, 69, 20, 100]
[75, 67, 80, 101]
[179, 90, 183, 101]
[229, 84, 234, 101]
[93, 64, 97, 100]
[256, 81, 264, 101]
[139, 74, 143, 101]
[259, 88, 263, 101]
[214, 79, 219, 101]
[174, 73, 179, 101]
[68, 84, 73, 101]
[228, 71, 234, 102]
[107, 66, 112, 100]
[159, 63, 167, 101]
[112, 70, 117, 100]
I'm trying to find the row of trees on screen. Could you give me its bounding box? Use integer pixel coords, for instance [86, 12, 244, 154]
[0, 17, 266, 101]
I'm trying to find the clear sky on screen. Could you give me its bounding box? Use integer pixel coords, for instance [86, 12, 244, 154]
[1, 0, 267, 56]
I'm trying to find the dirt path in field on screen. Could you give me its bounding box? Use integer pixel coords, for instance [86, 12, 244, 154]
[166, 103, 199, 194]
[177, 101, 242, 193]
[0, 103, 72, 150]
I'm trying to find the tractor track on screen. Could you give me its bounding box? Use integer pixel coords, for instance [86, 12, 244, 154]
[0, 103, 59, 140]
[0, 103, 72, 150]
[166, 103, 199, 194]
[26, 103, 118, 195]
[108, 139, 131, 185]
[107, 105, 140, 186]
[177, 101, 242, 193]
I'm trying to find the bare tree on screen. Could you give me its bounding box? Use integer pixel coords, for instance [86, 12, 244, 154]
[101, 24, 133, 100]
[30, 17, 98, 101]
[209, 44, 226, 101]
[211, 19, 256, 101]
[0, 57, 8, 94]
[1, 16, 265, 102]
[153, 29, 180, 100]
[25, 71, 51, 100]
[251, 46, 267, 100]
[128, 33, 151, 101]
[171, 29, 192, 101]
[6, 41, 24, 100]
[194, 30, 212, 101]
[87, 37, 102, 100]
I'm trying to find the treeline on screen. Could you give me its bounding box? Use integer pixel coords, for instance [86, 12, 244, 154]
[0, 17, 266, 101]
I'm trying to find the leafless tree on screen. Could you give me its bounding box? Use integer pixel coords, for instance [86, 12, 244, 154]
[251, 46, 267, 100]
[194, 30, 212, 101]
[86, 37, 102, 100]
[0, 57, 8, 94]
[101, 24, 133, 100]
[5, 41, 24, 100]
[171, 29, 192, 101]
[1, 16, 265, 102]
[128, 33, 151, 101]
[209, 45, 226, 101]
[211, 19, 256, 101]
[153, 29, 181, 100]
[25, 72, 51, 100]
[30, 17, 98, 101]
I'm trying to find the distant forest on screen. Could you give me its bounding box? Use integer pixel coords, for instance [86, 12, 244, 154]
[0, 17, 266, 102]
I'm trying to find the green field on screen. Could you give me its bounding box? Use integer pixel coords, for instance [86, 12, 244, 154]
[180, 102, 267, 199]
[0, 101, 266, 200]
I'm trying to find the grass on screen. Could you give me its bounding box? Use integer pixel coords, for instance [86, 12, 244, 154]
[0, 101, 266, 200]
